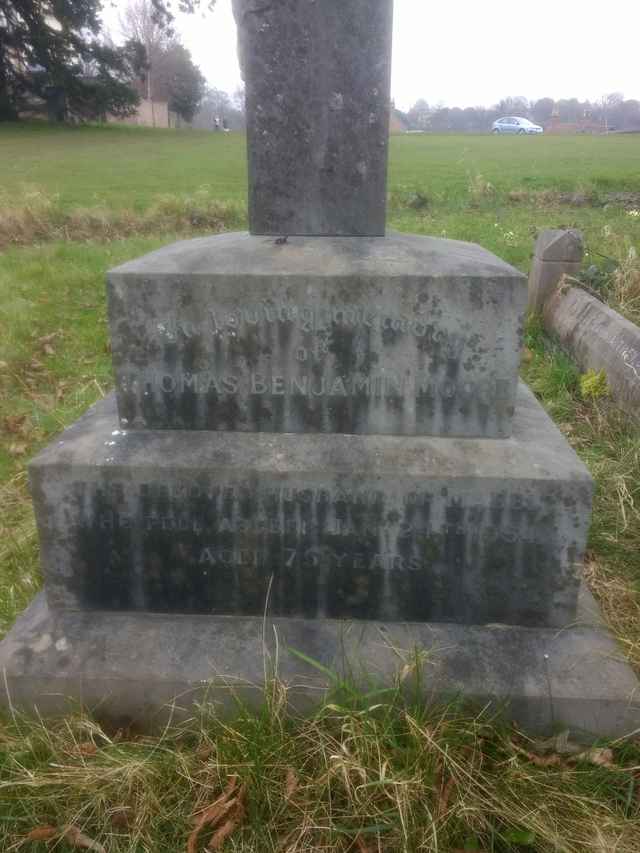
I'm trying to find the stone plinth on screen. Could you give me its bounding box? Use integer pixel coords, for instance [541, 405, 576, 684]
[528, 229, 584, 313]
[107, 233, 527, 438]
[232, 0, 393, 236]
[30, 384, 592, 629]
[0, 586, 638, 741]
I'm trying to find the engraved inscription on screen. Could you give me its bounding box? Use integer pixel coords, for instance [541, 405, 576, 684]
[57, 479, 579, 626]
[153, 301, 439, 341]
[111, 285, 522, 436]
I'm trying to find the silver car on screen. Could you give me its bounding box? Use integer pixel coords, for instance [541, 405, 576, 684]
[491, 116, 543, 134]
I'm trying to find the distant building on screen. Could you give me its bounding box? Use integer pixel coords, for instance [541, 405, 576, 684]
[546, 104, 604, 134]
[546, 118, 604, 134]
[108, 99, 170, 128]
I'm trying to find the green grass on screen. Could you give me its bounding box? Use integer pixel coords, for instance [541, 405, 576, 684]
[1, 123, 638, 275]
[0, 124, 639, 850]
[521, 318, 640, 669]
[0, 123, 247, 211]
[0, 684, 639, 852]
[0, 237, 171, 633]
[2, 123, 640, 211]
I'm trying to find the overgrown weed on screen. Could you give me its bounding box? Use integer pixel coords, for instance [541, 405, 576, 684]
[0, 475, 40, 635]
[467, 172, 496, 206]
[523, 317, 640, 671]
[573, 238, 640, 326]
[0, 187, 245, 248]
[611, 246, 640, 324]
[1, 690, 639, 852]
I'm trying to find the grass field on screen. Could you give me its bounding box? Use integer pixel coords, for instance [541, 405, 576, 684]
[0, 123, 639, 851]
[3, 123, 640, 209]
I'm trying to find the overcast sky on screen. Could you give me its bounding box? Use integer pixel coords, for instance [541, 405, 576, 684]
[103, 0, 640, 110]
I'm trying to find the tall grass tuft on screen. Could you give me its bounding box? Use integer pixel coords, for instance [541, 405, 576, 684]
[0, 187, 246, 249]
[523, 318, 640, 672]
[467, 173, 496, 206]
[1, 687, 639, 852]
[612, 246, 640, 325]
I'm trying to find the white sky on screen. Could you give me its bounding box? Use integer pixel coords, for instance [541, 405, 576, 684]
[102, 0, 640, 110]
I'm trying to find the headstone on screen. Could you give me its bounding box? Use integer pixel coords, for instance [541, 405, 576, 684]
[528, 228, 584, 313]
[3, 0, 631, 740]
[232, 0, 393, 236]
[108, 233, 526, 438]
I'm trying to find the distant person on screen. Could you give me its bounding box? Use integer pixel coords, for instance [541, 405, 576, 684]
[222, 118, 230, 133]
[213, 116, 220, 132]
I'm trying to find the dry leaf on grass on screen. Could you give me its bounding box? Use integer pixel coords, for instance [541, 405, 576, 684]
[55, 381, 70, 401]
[207, 816, 239, 850]
[568, 747, 617, 769]
[22, 825, 58, 842]
[188, 775, 239, 853]
[110, 808, 132, 829]
[207, 785, 245, 851]
[436, 772, 456, 817]
[191, 775, 238, 825]
[3, 414, 28, 435]
[37, 332, 60, 357]
[521, 346, 534, 363]
[511, 741, 562, 767]
[196, 743, 214, 761]
[354, 836, 374, 853]
[285, 767, 298, 801]
[514, 733, 618, 770]
[37, 332, 59, 345]
[523, 749, 562, 767]
[63, 825, 106, 852]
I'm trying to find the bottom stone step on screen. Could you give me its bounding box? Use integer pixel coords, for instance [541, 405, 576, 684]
[0, 587, 637, 740]
[29, 383, 592, 628]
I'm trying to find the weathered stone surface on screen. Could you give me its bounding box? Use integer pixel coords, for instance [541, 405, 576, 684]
[232, 0, 393, 235]
[0, 585, 637, 740]
[528, 229, 584, 313]
[29, 383, 592, 628]
[107, 232, 527, 438]
[544, 284, 640, 420]
[528, 258, 582, 313]
[535, 229, 584, 262]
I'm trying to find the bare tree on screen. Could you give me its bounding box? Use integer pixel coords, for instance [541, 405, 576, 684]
[231, 85, 245, 113]
[118, 0, 205, 125]
[119, 0, 168, 122]
[406, 99, 430, 131]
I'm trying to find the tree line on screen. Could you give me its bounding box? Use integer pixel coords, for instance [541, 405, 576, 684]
[0, 0, 214, 123]
[401, 94, 640, 132]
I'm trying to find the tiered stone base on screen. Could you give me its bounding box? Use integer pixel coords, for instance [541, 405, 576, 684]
[0, 586, 637, 740]
[5, 377, 624, 738]
[30, 384, 591, 628]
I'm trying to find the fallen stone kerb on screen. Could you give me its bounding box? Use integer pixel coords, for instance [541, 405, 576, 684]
[543, 283, 640, 420]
